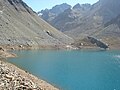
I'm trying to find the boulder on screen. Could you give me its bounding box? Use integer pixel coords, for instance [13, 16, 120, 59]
[87, 36, 109, 49]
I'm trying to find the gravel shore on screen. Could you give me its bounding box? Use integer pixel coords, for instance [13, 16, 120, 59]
[0, 57, 59, 90]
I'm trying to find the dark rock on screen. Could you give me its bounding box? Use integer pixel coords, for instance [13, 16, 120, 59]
[0, 47, 5, 51]
[87, 36, 109, 49]
[73, 3, 81, 9]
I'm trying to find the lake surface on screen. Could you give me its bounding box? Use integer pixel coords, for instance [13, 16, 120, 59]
[8, 50, 120, 90]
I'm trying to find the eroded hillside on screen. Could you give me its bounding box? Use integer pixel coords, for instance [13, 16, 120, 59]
[0, 0, 74, 49]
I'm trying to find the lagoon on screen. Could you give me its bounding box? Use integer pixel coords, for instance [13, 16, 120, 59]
[8, 50, 120, 90]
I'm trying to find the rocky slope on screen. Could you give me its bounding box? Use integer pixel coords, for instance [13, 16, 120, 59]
[93, 15, 120, 49]
[40, 0, 120, 49]
[0, 0, 74, 50]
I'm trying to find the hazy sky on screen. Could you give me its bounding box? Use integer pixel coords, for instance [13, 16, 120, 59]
[23, 0, 99, 11]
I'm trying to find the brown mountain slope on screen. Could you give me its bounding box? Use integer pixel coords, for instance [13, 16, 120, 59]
[0, 0, 74, 49]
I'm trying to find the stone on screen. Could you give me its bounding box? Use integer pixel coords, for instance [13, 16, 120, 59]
[87, 36, 109, 49]
[0, 60, 59, 90]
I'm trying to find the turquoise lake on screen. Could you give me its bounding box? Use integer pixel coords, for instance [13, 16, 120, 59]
[8, 50, 120, 90]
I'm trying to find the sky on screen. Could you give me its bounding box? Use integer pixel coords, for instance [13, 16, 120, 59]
[23, 0, 99, 11]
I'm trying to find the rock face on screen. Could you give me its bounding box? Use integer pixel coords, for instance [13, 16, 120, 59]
[40, 0, 120, 48]
[40, 0, 120, 35]
[52, 3, 92, 32]
[87, 36, 109, 49]
[39, 3, 92, 32]
[0, 0, 74, 49]
[0, 59, 58, 90]
[38, 3, 71, 23]
[94, 15, 120, 49]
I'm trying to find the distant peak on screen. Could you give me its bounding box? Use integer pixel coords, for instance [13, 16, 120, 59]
[39, 3, 71, 16]
[51, 3, 71, 9]
[73, 3, 81, 9]
[73, 3, 91, 10]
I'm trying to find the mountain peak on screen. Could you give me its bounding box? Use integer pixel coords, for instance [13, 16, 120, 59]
[73, 3, 91, 11]
[49, 3, 71, 15]
[73, 3, 81, 9]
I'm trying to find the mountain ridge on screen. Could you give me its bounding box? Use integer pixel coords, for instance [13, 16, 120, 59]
[39, 0, 120, 48]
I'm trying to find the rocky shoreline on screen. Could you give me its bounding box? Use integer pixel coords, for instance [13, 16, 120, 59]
[0, 44, 77, 90]
[0, 48, 59, 90]
[0, 59, 59, 90]
[0, 43, 119, 90]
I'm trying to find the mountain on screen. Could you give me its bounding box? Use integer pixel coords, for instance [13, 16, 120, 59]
[46, 0, 120, 36]
[0, 0, 74, 49]
[93, 15, 120, 48]
[39, 3, 92, 32]
[40, 0, 120, 48]
[51, 3, 92, 32]
[41, 3, 91, 32]
[38, 3, 71, 23]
